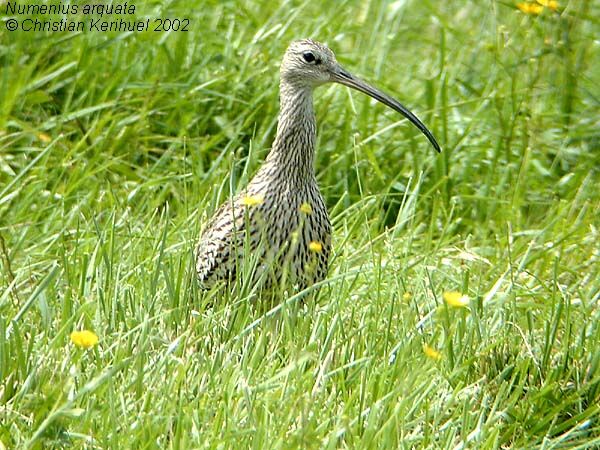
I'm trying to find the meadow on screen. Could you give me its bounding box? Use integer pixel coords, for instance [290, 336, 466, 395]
[1, 0, 599, 448]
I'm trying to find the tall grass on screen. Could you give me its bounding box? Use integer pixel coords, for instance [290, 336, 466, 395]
[1, 0, 599, 448]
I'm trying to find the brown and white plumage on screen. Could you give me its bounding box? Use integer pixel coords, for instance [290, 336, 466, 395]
[196, 39, 440, 290]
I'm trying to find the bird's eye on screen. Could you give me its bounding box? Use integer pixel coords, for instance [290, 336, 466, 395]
[302, 52, 318, 64]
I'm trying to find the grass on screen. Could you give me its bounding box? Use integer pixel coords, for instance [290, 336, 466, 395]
[1, 0, 599, 448]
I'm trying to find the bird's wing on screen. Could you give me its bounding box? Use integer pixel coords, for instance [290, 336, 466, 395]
[195, 200, 245, 288]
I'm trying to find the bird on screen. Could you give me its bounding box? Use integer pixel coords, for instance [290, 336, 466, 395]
[196, 39, 440, 292]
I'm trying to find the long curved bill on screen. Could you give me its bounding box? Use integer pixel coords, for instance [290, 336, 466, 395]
[331, 67, 441, 153]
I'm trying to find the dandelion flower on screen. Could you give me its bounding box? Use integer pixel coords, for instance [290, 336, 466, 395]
[37, 133, 51, 143]
[443, 291, 470, 307]
[70, 330, 99, 349]
[300, 202, 312, 214]
[402, 292, 412, 301]
[423, 344, 442, 360]
[241, 195, 263, 207]
[517, 2, 544, 14]
[309, 241, 322, 253]
[536, 0, 559, 11]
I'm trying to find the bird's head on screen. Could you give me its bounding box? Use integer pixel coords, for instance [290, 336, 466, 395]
[280, 39, 441, 153]
[281, 39, 339, 86]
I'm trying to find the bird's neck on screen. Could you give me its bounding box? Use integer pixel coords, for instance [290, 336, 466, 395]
[265, 81, 317, 183]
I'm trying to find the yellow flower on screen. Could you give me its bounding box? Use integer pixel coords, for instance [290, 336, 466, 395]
[70, 330, 99, 349]
[423, 344, 442, 361]
[516, 2, 544, 14]
[402, 292, 412, 301]
[299, 202, 312, 214]
[536, 0, 558, 11]
[241, 194, 263, 207]
[37, 133, 51, 143]
[443, 291, 470, 308]
[308, 241, 322, 253]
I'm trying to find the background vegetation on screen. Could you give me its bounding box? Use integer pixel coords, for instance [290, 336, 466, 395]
[1, 0, 599, 448]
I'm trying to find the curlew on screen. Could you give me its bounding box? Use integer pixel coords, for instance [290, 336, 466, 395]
[196, 39, 440, 291]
